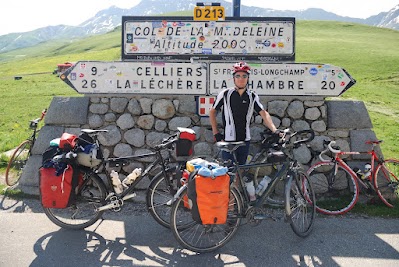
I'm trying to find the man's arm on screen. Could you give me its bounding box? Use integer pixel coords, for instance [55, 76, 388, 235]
[259, 110, 278, 133]
[209, 108, 224, 141]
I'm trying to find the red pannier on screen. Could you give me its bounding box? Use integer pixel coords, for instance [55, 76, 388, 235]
[39, 165, 78, 208]
[176, 127, 196, 157]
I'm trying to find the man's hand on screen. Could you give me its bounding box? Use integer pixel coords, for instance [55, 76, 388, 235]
[214, 133, 223, 142]
[273, 129, 284, 137]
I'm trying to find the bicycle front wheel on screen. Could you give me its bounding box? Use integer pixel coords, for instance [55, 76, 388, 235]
[146, 167, 180, 228]
[307, 162, 358, 215]
[285, 171, 315, 237]
[170, 186, 242, 253]
[374, 159, 399, 208]
[42, 171, 107, 230]
[5, 140, 32, 186]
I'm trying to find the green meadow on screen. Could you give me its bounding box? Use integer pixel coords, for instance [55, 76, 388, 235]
[0, 20, 398, 158]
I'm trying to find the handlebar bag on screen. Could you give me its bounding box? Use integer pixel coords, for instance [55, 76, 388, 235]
[187, 172, 230, 225]
[39, 164, 80, 208]
[176, 127, 196, 157]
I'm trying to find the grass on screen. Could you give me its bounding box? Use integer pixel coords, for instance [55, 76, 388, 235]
[0, 184, 39, 200]
[349, 201, 399, 218]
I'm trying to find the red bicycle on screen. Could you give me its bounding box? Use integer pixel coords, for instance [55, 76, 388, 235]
[307, 140, 399, 215]
[5, 109, 46, 186]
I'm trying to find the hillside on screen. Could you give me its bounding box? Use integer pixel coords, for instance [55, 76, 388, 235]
[0, 20, 398, 157]
[1, 1, 398, 53]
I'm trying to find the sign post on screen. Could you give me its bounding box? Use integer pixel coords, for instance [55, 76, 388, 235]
[61, 6, 356, 116]
[60, 61, 207, 95]
[61, 61, 355, 97]
[121, 16, 295, 62]
[209, 62, 356, 96]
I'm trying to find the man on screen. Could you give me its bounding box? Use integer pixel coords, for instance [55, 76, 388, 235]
[209, 61, 279, 164]
[209, 62, 279, 201]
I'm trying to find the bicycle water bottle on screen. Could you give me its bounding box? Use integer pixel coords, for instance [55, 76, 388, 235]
[256, 175, 271, 196]
[110, 170, 123, 194]
[363, 163, 372, 179]
[122, 168, 142, 187]
[244, 177, 256, 201]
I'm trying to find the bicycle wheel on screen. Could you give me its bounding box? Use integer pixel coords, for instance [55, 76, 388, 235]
[307, 162, 358, 215]
[374, 159, 399, 208]
[5, 140, 32, 186]
[146, 167, 180, 228]
[43, 171, 107, 230]
[285, 171, 315, 237]
[170, 186, 242, 253]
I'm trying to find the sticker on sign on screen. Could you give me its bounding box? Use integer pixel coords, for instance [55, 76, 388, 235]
[61, 61, 207, 95]
[209, 62, 356, 96]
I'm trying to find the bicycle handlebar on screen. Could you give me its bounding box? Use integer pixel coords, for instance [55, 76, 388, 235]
[291, 129, 315, 147]
[40, 108, 47, 120]
[319, 140, 341, 162]
[30, 108, 47, 128]
[154, 133, 178, 150]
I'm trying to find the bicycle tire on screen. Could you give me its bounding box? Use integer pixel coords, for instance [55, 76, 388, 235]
[307, 161, 358, 215]
[146, 167, 180, 228]
[42, 170, 107, 230]
[285, 171, 315, 237]
[170, 186, 242, 253]
[374, 159, 399, 208]
[5, 140, 32, 186]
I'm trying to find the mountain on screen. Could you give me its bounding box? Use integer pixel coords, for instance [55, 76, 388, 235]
[1, 0, 398, 53]
[377, 4, 399, 30]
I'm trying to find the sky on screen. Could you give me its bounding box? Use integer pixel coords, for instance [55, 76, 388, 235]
[0, 0, 398, 36]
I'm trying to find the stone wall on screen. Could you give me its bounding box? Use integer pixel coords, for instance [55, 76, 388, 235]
[19, 95, 377, 195]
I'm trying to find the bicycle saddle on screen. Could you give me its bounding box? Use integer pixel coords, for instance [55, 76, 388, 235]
[81, 129, 109, 134]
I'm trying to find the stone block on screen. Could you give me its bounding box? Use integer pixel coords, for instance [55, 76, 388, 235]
[350, 130, 383, 159]
[31, 126, 64, 155]
[327, 100, 372, 129]
[45, 96, 89, 125]
[19, 155, 42, 188]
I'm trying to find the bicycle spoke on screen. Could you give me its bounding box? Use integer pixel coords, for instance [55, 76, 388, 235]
[170, 187, 242, 253]
[307, 162, 358, 215]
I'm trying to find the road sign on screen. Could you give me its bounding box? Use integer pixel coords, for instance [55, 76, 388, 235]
[194, 5, 225, 21]
[60, 61, 207, 95]
[122, 16, 295, 62]
[209, 62, 356, 96]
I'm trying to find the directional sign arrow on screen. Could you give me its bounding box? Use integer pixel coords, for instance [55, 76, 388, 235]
[210, 62, 356, 96]
[60, 61, 207, 95]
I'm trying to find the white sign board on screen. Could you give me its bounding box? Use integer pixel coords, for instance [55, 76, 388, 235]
[122, 17, 295, 61]
[61, 61, 207, 95]
[209, 62, 356, 96]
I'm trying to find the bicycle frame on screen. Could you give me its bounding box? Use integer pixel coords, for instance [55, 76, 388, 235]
[78, 132, 186, 212]
[328, 144, 383, 193]
[234, 159, 290, 209]
[104, 149, 176, 200]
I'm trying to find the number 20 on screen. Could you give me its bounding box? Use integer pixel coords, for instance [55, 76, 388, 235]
[321, 81, 335, 90]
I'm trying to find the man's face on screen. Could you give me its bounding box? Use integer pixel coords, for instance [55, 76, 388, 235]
[233, 71, 249, 89]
